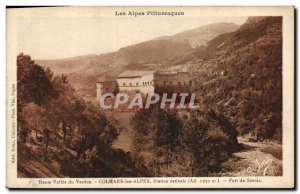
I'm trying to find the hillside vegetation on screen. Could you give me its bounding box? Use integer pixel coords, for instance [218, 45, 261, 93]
[189, 17, 282, 141]
[17, 53, 149, 177]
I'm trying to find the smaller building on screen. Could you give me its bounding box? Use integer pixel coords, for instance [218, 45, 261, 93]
[154, 70, 192, 86]
[154, 70, 192, 94]
[96, 77, 118, 102]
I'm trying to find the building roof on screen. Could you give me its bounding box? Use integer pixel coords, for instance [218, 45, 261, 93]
[117, 70, 155, 78]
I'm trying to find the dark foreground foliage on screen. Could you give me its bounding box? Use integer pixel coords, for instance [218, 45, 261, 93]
[17, 53, 149, 178]
[130, 107, 240, 176]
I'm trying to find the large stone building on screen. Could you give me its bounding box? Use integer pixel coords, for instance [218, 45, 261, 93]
[96, 70, 192, 101]
[117, 70, 156, 94]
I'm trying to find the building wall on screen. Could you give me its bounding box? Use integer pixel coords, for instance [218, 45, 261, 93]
[98, 72, 191, 102]
[154, 72, 191, 86]
[96, 82, 103, 102]
[96, 81, 118, 102]
[153, 72, 191, 94]
[117, 74, 155, 94]
[117, 77, 143, 92]
[141, 74, 155, 93]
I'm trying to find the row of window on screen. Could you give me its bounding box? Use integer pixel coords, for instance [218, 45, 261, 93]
[101, 81, 193, 90]
[120, 81, 193, 87]
[122, 81, 153, 86]
[159, 81, 193, 86]
[142, 81, 153, 86]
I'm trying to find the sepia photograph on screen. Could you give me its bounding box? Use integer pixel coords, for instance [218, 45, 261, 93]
[6, 6, 294, 189]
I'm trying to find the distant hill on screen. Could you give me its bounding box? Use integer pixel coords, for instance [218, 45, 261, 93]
[36, 40, 193, 97]
[157, 22, 240, 47]
[119, 39, 192, 64]
[36, 22, 239, 97]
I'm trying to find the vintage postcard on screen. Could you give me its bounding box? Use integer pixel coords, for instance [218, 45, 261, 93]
[6, 6, 294, 189]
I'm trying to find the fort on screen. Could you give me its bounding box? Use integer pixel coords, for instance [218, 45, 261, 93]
[96, 70, 192, 102]
[96, 69, 196, 110]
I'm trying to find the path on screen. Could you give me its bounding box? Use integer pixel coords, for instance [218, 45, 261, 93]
[215, 137, 282, 176]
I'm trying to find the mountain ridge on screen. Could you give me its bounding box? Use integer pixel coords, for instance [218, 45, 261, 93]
[36, 22, 240, 97]
[156, 22, 240, 47]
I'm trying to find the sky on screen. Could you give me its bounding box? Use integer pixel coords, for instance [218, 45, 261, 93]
[11, 7, 248, 60]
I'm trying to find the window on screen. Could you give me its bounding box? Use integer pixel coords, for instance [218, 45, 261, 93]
[189, 81, 192, 86]
[123, 83, 125, 86]
[170, 81, 172, 85]
[136, 82, 139, 86]
[178, 82, 181, 85]
[184, 82, 186, 85]
[142, 82, 144, 85]
[164, 81, 166, 85]
[130, 83, 132, 86]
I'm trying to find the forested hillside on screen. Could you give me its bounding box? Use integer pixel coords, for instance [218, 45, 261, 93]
[189, 16, 282, 141]
[17, 53, 149, 177]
